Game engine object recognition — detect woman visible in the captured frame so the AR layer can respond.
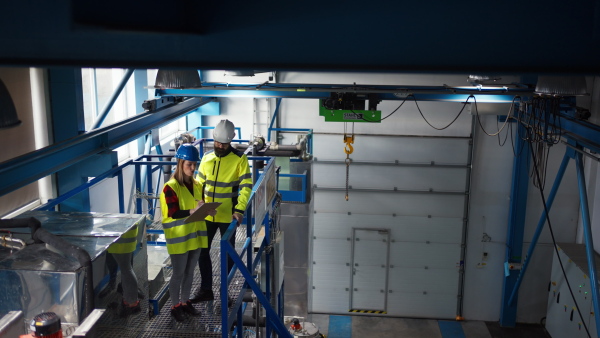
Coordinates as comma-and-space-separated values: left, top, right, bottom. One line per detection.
159, 143, 215, 321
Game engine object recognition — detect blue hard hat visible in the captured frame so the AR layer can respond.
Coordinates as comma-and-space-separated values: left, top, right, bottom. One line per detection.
175, 144, 200, 162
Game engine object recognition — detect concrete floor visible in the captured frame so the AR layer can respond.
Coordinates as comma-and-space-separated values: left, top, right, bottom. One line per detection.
307, 314, 551, 338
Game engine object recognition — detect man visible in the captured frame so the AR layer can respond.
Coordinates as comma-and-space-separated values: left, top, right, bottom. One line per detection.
191, 119, 252, 303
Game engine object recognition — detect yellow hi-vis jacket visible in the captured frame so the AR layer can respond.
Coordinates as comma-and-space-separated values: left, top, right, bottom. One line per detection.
159, 178, 208, 255
197, 148, 252, 223
108, 223, 139, 254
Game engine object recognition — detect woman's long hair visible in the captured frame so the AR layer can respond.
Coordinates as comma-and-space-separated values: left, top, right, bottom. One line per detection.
172, 158, 194, 186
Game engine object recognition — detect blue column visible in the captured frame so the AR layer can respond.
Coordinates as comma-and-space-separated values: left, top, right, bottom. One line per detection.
499, 122, 530, 327
508, 150, 571, 306
48, 68, 89, 212
575, 151, 600, 337
117, 171, 125, 213
268, 98, 282, 142
134, 69, 149, 156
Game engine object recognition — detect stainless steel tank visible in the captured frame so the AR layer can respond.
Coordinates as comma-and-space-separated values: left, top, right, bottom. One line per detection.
0, 211, 146, 326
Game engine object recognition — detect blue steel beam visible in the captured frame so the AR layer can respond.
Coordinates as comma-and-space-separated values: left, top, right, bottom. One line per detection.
516, 101, 600, 154
557, 114, 600, 154
169, 82, 533, 92
157, 86, 530, 103
507, 149, 571, 306
0, 97, 215, 198
499, 122, 530, 327
268, 98, 282, 142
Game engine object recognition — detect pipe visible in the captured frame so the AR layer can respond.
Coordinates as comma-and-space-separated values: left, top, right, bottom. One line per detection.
232, 144, 302, 157
233, 315, 266, 327
0, 217, 41, 241
0, 218, 94, 319
233, 142, 304, 152
0, 235, 25, 250
270, 144, 302, 151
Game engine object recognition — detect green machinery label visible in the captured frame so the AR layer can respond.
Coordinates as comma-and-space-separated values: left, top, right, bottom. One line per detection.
319, 99, 381, 123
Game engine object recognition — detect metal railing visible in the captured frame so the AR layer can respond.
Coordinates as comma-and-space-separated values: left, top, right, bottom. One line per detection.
33, 150, 298, 337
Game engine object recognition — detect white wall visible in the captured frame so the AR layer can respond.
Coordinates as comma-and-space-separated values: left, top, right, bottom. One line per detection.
0, 68, 40, 217
580, 76, 600, 251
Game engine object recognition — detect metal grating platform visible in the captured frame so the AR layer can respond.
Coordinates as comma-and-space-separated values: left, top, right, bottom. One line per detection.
94, 225, 253, 337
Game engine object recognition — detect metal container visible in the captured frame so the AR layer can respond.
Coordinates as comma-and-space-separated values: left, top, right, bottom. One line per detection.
0, 211, 146, 326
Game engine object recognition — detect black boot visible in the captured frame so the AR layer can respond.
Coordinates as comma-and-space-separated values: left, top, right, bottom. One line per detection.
182, 300, 201, 316
119, 300, 141, 317
170, 304, 186, 322
190, 289, 214, 303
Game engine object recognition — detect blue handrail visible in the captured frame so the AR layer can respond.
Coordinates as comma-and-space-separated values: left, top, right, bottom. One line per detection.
219, 158, 291, 338
32, 151, 293, 338
278, 172, 307, 203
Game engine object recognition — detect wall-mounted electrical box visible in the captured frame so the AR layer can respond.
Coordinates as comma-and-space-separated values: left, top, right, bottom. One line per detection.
546, 243, 600, 338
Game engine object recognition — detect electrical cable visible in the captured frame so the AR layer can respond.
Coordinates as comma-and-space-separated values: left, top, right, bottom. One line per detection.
349, 96, 409, 123
366, 96, 409, 122
527, 126, 591, 338
509, 101, 533, 158
412, 94, 472, 130
473, 95, 519, 137
532, 142, 546, 190
543, 143, 551, 188
496, 115, 510, 147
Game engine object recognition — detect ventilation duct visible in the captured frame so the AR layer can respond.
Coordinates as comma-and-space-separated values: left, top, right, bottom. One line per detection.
535, 76, 588, 96
0, 78, 20, 129
154, 69, 201, 89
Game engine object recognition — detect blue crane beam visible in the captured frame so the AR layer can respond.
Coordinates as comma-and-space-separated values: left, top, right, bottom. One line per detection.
157, 83, 532, 103
0, 97, 215, 197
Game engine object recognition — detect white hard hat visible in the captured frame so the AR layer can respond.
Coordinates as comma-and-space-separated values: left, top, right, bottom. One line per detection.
213, 119, 236, 143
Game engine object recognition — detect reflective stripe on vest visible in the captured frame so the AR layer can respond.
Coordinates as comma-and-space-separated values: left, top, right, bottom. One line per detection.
205, 179, 239, 188
165, 229, 208, 245
108, 225, 139, 254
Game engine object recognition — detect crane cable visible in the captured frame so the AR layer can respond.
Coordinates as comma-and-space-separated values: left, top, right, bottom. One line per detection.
344, 122, 354, 201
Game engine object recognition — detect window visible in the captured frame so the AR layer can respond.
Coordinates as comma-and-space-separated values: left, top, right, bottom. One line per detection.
82, 68, 189, 162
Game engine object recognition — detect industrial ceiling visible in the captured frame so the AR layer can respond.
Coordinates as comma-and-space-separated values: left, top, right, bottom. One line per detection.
0, 1, 598, 73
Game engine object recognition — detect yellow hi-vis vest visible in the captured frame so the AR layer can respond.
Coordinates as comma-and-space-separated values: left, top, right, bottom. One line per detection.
197, 148, 252, 223
108, 224, 139, 254
159, 178, 208, 255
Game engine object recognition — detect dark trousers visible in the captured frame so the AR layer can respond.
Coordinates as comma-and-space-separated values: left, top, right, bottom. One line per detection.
198, 220, 236, 290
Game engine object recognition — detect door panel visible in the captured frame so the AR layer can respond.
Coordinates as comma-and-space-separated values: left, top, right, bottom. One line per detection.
310, 132, 471, 318
351, 229, 389, 311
